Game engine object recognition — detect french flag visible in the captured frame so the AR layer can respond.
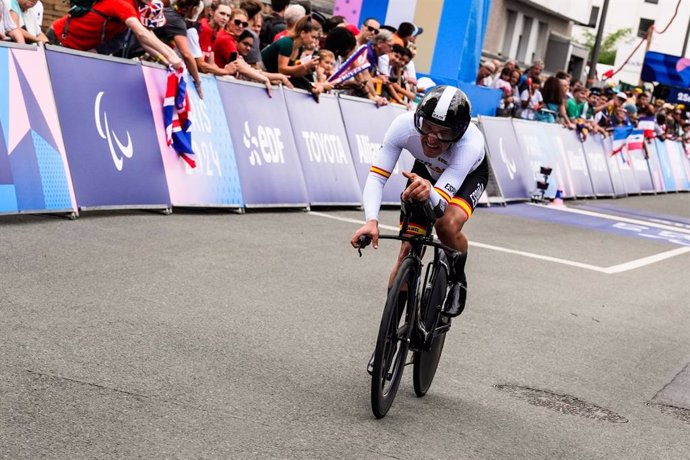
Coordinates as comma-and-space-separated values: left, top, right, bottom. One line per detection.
637, 116, 656, 139
627, 129, 644, 153
611, 126, 631, 165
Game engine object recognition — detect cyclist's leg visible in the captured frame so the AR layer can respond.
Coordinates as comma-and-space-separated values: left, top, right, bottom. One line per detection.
434, 155, 489, 317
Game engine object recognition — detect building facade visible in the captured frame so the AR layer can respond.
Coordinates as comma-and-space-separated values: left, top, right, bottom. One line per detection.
573, 0, 690, 86
484, 0, 593, 82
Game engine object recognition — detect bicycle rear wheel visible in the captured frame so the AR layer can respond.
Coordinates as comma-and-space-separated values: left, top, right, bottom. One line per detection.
371, 257, 417, 419
413, 257, 449, 397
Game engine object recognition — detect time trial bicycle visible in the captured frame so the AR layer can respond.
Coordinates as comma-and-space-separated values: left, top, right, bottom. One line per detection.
358, 201, 462, 418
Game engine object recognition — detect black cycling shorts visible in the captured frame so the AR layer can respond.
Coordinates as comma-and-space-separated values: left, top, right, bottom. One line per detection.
400, 155, 489, 236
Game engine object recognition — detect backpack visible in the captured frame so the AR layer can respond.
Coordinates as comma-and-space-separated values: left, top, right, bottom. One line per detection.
68, 0, 100, 18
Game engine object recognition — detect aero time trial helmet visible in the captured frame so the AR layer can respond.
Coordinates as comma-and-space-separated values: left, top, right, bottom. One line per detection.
414, 85, 472, 142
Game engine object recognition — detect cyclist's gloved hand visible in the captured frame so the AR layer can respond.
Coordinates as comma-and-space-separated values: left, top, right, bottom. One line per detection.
351, 220, 379, 250
401, 171, 432, 202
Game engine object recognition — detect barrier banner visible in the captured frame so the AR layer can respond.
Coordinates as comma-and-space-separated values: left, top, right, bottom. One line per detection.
143, 67, 243, 207
338, 96, 414, 204
628, 147, 654, 193
478, 116, 532, 200
664, 141, 690, 190
602, 135, 639, 195
216, 80, 308, 207
553, 128, 595, 197
46, 48, 170, 209
650, 140, 676, 192
512, 120, 565, 198
581, 134, 616, 197
0, 45, 76, 214
283, 90, 361, 205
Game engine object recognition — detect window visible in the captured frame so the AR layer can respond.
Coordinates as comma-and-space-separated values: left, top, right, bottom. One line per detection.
638, 18, 655, 38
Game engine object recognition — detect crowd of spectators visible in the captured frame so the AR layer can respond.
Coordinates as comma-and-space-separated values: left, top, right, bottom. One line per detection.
4, 0, 689, 145
476, 58, 690, 144
0, 0, 425, 106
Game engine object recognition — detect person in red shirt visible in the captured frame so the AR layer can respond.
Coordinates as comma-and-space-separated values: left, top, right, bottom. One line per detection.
198, 1, 231, 63
49, 0, 182, 70
212, 7, 247, 68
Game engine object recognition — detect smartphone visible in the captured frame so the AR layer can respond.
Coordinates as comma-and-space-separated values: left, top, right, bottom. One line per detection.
229, 52, 238, 62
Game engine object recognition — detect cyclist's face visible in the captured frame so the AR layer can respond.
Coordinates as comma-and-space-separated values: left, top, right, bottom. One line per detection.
418, 119, 455, 157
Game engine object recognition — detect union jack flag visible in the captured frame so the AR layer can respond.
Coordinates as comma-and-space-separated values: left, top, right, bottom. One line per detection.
164, 67, 195, 168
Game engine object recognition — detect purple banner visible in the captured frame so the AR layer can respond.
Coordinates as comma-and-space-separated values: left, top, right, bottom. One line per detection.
602, 135, 638, 195
338, 96, 414, 204
0, 45, 77, 214
143, 67, 244, 207
554, 128, 595, 197
479, 116, 532, 201
46, 49, 169, 209
512, 120, 564, 198
216, 80, 308, 207
283, 90, 361, 205
581, 134, 616, 197
664, 141, 690, 191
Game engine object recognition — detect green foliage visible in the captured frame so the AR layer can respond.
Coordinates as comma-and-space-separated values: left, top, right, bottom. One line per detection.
576, 27, 632, 65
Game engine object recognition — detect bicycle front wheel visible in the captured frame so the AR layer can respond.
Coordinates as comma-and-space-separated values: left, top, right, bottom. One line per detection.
413, 257, 449, 397
371, 257, 417, 419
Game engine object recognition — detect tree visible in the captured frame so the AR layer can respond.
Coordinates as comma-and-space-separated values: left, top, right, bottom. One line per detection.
577, 27, 632, 65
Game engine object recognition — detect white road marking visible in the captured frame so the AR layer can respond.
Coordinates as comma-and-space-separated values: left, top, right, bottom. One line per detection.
526, 203, 690, 235
309, 211, 690, 274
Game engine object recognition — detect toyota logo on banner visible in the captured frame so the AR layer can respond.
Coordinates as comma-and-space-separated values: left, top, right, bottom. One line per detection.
94, 91, 134, 171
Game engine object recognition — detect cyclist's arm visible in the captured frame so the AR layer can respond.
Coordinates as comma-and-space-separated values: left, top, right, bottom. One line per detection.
361, 119, 407, 222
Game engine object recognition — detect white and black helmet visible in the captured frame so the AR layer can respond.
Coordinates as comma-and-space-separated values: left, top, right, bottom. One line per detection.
414, 85, 472, 142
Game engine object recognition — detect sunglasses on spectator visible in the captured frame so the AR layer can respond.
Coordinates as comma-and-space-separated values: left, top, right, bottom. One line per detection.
233, 19, 249, 28
366, 25, 380, 34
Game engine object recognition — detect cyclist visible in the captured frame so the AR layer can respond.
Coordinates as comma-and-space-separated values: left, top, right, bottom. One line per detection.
351, 85, 488, 323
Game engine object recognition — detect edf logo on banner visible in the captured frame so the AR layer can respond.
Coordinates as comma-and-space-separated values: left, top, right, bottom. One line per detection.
242, 121, 285, 166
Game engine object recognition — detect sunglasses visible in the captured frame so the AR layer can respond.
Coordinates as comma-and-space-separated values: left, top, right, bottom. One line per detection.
233, 19, 249, 28
366, 25, 380, 35
415, 119, 460, 142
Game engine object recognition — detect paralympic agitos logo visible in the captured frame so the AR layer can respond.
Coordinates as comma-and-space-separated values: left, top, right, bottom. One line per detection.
94, 91, 134, 171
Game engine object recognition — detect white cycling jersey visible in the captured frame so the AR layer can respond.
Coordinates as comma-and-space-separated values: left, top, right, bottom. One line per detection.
363, 111, 485, 222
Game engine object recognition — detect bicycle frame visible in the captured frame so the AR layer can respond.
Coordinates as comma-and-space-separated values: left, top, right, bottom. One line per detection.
377, 203, 458, 350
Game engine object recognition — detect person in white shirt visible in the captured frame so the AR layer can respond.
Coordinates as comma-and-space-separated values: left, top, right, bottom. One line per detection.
8, 0, 47, 43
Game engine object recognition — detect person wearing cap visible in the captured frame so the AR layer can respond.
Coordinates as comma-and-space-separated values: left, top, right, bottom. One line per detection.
475, 61, 495, 86
391, 21, 421, 47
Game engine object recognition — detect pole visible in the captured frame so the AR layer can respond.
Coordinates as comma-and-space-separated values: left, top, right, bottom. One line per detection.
587, 0, 610, 88
680, 12, 690, 57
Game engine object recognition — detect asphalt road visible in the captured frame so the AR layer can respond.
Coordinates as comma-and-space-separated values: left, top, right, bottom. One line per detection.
1, 194, 689, 459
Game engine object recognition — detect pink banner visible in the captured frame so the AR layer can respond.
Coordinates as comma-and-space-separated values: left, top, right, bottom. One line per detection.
333, 0, 364, 25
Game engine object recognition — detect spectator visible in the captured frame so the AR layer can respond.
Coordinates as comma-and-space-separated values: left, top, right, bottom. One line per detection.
475, 61, 495, 86
492, 66, 514, 117
198, 1, 231, 63
518, 59, 544, 93
260, 15, 318, 90
365, 28, 392, 77
226, 28, 291, 95
534, 76, 562, 124
1, 0, 23, 43
259, 0, 288, 48
355, 17, 379, 47
315, 48, 334, 83
566, 86, 588, 119
271, 3, 304, 42
391, 21, 421, 47
509, 68, 522, 116
48, 0, 183, 70
239, 0, 263, 65
322, 14, 345, 35
213, 8, 247, 68
520, 77, 542, 120
9, 0, 47, 43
